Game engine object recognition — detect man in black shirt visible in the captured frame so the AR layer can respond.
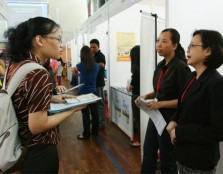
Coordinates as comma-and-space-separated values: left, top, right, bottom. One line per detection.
90, 39, 106, 129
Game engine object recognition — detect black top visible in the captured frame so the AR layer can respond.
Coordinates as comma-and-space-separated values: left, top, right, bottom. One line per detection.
130, 46, 140, 96
171, 69, 223, 170
130, 69, 140, 96
94, 50, 106, 87
153, 56, 191, 122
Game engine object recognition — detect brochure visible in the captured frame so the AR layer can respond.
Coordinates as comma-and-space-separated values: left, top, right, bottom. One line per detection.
57, 83, 85, 94
48, 93, 101, 114
138, 98, 167, 135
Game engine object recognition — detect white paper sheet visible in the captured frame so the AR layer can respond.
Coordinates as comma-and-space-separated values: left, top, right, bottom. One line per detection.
57, 83, 85, 94
138, 98, 166, 135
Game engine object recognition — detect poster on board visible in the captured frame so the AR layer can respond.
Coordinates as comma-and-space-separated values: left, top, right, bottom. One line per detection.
116, 32, 135, 62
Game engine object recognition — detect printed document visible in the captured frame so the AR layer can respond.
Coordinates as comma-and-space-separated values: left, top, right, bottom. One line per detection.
49, 93, 101, 114
57, 83, 85, 94
139, 98, 166, 135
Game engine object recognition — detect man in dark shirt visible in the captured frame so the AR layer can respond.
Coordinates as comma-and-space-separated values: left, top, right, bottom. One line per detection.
90, 39, 106, 129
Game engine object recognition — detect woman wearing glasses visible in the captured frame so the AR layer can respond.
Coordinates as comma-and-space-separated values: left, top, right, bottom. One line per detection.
167, 30, 223, 173
4, 17, 84, 173
135, 28, 191, 174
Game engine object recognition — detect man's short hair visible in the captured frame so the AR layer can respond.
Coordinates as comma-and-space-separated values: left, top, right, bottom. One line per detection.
90, 39, 100, 47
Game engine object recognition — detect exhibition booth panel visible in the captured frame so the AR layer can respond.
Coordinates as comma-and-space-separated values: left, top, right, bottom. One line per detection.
73, 0, 166, 143
111, 87, 133, 140
109, 0, 165, 142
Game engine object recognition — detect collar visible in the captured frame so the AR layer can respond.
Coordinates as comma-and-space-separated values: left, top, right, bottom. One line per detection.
29, 52, 42, 65
159, 56, 178, 69
195, 68, 216, 83
94, 50, 101, 57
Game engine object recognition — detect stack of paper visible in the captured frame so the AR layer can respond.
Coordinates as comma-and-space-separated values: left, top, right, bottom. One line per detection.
48, 93, 101, 114
138, 98, 166, 135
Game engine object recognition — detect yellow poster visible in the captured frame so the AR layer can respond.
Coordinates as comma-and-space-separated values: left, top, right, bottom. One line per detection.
116, 32, 135, 62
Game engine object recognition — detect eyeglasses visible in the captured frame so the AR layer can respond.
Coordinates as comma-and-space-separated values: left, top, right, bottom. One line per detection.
188, 44, 204, 50
42, 35, 62, 44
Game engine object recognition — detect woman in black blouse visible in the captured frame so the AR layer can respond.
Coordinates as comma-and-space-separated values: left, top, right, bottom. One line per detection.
167, 30, 223, 174
135, 28, 190, 174
126, 45, 141, 146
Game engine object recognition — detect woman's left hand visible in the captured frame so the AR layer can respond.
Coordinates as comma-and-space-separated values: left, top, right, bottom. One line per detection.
148, 101, 162, 110
126, 84, 133, 92
56, 85, 67, 93
170, 128, 176, 145
51, 94, 76, 103
167, 121, 178, 134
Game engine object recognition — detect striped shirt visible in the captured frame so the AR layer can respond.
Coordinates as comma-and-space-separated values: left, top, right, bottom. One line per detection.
153, 56, 191, 122
6, 55, 59, 147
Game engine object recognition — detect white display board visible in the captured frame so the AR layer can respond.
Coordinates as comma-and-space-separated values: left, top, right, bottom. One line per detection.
109, 4, 143, 87
167, 0, 223, 75
111, 87, 133, 140
140, 12, 165, 157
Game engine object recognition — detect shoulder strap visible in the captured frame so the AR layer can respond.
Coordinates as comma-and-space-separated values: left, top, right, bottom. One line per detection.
6, 62, 46, 97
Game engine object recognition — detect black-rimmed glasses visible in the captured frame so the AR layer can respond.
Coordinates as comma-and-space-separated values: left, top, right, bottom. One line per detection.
188, 44, 204, 50
42, 36, 62, 44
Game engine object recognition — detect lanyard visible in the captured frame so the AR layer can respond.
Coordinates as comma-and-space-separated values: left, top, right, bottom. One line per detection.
156, 68, 169, 95
180, 75, 196, 103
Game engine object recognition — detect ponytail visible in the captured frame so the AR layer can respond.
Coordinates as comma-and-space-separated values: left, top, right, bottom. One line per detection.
4, 17, 59, 62
175, 43, 187, 63
161, 28, 187, 64
5, 21, 31, 62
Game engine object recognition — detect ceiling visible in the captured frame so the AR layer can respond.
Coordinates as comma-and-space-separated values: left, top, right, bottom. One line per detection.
7, 0, 88, 44
6, 0, 165, 44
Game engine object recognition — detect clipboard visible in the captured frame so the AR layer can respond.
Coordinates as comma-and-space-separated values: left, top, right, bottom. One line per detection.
49, 93, 101, 113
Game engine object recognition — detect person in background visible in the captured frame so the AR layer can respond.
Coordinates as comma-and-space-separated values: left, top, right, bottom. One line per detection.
4, 16, 85, 173
90, 39, 106, 129
73, 45, 99, 139
126, 45, 141, 147
135, 28, 191, 174
62, 63, 67, 79
51, 58, 58, 85
57, 57, 64, 85
44, 58, 66, 95
167, 29, 223, 174
0, 58, 5, 88
71, 66, 79, 86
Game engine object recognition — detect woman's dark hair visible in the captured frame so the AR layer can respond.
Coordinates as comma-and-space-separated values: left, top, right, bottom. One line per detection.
193, 30, 223, 69
130, 45, 140, 73
80, 45, 95, 72
162, 28, 187, 63
43, 58, 50, 71
4, 16, 60, 62
43, 59, 57, 95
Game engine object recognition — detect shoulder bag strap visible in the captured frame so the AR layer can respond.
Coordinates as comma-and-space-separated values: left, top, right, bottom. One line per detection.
6, 62, 46, 97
